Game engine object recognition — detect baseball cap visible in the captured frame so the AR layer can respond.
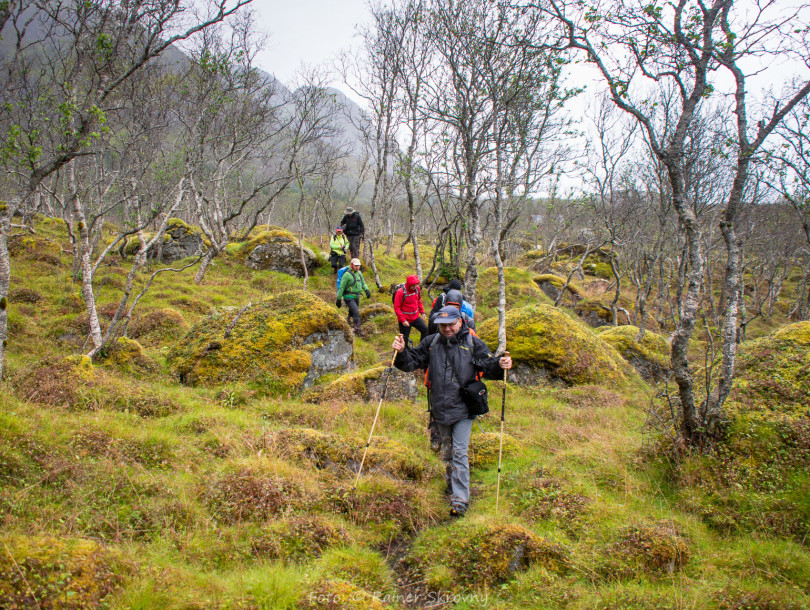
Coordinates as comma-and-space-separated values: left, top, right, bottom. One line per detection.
435, 306, 461, 323
336, 226, 343, 231
350, 258, 361, 266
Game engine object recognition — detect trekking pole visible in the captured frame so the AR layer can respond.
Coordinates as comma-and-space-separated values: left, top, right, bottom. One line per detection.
495, 351, 510, 514
354, 339, 400, 490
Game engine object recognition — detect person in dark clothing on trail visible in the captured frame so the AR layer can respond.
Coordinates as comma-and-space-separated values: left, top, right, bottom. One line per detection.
392, 306, 512, 517
340, 207, 365, 259
393, 274, 427, 346
336, 257, 371, 338
428, 279, 475, 334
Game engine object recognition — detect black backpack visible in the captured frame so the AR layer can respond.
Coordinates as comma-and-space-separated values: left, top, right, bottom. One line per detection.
391, 283, 420, 306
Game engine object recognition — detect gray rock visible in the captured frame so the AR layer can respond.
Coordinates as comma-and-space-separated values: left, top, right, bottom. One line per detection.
245, 237, 319, 277
505, 363, 567, 387
302, 330, 353, 388
366, 368, 419, 402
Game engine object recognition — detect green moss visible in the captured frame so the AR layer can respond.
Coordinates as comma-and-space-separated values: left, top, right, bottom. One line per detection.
167, 290, 351, 388
469, 431, 519, 468
600, 522, 692, 578
302, 366, 385, 403
102, 337, 155, 375
273, 427, 429, 480
301, 580, 388, 610
408, 522, 569, 590
599, 325, 670, 379
478, 304, 629, 385
228, 228, 297, 260
534, 273, 582, 296
476, 266, 552, 319
726, 320, 810, 419
0, 535, 132, 607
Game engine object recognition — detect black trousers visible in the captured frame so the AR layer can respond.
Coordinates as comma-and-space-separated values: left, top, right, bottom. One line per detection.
347, 234, 362, 259
398, 316, 428, 346
330, 251, 346, 270
344, 297, 361, 327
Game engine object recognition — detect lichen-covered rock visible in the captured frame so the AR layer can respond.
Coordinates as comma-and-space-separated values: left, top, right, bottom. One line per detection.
478, 304, 629, 385
533, 273, 582, 306
574, 298, 630, 327
167, 290, 352, 388
160, 218, 207, 262
303, 366, 417, 404
0, 535, 131, 608
234, 229, 322, 277
476, 266, 551, 319
726, 321, 810, 419
598, 325, 671, 381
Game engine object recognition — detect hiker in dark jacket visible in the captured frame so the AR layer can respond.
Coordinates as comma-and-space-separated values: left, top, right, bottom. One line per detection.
337, 257, 371, 337
340, 207, 365, 259
392, 306, 512, 517
427, 279, 463, 334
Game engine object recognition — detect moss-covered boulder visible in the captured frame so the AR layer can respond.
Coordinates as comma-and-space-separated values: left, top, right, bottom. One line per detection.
130, 307, 188, 346
407, 522, 569, 590
160, 218, 207, 262
167, 290, 352, 388
598, 325, 671, 382
0, 535, 132, 608
303, 365, 417, 404
478, 304, 629, 385
574, 297, 631, 327
534, 273, 582, 307
476, 266, 551, 319
101, 337, 156, 375
726, 321, 810, 419
231, 229, 321, 277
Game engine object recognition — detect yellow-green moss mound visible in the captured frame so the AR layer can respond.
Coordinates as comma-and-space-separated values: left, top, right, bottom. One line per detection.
102, 337, 156, 375
476, 266, 551, 319
272, 428, 430, 480
726, 321, 810, 419
598, 325, 670, 381
130, 307, 188, 346
167, 290, 352, 388
408, 522, 569, 590
478, 305, 628, 385
301, 579, 389, 610
0, 535, 132, 608
469, 431, 519, 468
302, 366, 416, 404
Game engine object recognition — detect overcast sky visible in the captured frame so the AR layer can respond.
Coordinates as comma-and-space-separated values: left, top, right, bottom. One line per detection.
251, 0, 372, 99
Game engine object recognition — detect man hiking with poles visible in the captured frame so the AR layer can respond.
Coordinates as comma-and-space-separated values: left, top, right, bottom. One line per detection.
391, 306, 512, 517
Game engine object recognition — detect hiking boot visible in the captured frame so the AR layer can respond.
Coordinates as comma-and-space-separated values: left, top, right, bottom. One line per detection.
430, 438, 442, 453
449, 502, 467, 518
353, 324, 364, 338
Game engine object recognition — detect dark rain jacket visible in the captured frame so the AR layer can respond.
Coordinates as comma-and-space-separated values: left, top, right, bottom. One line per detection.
394, 324, 503, 425
340, 212, 365, 236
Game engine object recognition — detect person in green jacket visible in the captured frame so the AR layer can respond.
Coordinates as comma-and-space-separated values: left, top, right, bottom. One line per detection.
336, 257, 371, 337
329, 227, 349, 274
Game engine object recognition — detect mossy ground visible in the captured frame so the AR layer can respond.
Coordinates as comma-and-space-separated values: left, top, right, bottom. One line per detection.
0, 218, 808, 608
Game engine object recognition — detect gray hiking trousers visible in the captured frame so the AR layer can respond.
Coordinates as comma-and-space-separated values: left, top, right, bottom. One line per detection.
437, 418, 473, 506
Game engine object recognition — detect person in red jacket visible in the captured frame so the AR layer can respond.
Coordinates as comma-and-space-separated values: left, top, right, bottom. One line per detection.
393, 274, 427, 346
